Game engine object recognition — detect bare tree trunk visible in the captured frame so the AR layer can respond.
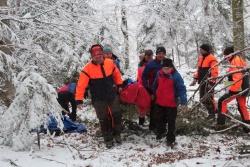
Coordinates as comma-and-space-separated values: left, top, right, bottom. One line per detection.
232, 0, 245, 54
171, 48, 174, 62
203, 0, 213, 45
0, 53, 15, 107
184, 43, 190, 67
175, 36, 181, 67
121, 0, 129, 69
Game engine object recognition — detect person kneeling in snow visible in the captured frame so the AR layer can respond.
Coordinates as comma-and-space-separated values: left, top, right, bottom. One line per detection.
152, 59, 187, 147
75, 44, 123, 149
57, 72, 79, 121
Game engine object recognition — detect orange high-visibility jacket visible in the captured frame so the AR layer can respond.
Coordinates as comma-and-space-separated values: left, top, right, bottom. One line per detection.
228, 55, 248, 92
193, 54, 218, 83
75, 58, 123, 102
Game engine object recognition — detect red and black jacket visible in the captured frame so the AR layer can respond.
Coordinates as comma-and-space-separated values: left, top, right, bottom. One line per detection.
75, 58, 123, 103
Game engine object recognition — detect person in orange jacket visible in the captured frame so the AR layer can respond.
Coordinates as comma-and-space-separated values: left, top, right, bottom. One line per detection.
216, 46, 250, 132
75, 44, 123, 148
190, 44, 219, 119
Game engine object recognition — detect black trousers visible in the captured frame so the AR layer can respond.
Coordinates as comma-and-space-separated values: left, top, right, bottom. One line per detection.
155, 104, 177, 143
149, 102, 157, 130
57, 92, 77, 120
92, 96, 122, 142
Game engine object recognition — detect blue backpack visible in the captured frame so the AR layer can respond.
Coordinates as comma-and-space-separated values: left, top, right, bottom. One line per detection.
68, 83, 76, 94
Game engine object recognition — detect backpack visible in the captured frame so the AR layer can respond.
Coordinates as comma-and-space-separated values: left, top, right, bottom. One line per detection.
68, 83, 76, 94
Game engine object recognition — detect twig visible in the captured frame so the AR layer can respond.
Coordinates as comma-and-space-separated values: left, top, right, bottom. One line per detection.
190, 75, 249, 112
62, 136, 77, 160
34, 155, 67, 166
208, 68, 250, 81
188, 47, 250, 103
9, 159, 21, 167
223, 112, 250, 129
222, 160, 233, 167
210, 124, 240, 134
213, 73, 248, 94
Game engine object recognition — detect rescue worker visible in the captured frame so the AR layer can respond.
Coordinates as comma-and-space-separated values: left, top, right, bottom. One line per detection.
75, 44, 123, 148
103, 44, 122, 73
137, 49, 153, 126
142, 46, 171, 130
216, 46, 250, 132
190, 44, 219, 119
153, 58, 187, 146
137, 49, 153, 85
57, 72, 79, 121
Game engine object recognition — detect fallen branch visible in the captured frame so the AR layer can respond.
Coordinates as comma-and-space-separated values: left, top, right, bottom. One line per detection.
34, 155, 66, 166
8, 159, 21, 167
223, 112, 250, 129
210, 124, 240, 134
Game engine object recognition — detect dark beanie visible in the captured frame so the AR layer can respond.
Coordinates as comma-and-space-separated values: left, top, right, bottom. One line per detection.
223, 46, 234, 56
162, 58, 174, 68
144, 49, 153, 56
156, 46, 166, 55
200, 44, 212, 53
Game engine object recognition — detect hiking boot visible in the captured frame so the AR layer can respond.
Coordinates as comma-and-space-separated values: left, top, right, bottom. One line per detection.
243, 127, 250, 133
105, 140, 114, 149
166, 141, 176, 148
139, 117, 145, 126
114, 135, 122, 144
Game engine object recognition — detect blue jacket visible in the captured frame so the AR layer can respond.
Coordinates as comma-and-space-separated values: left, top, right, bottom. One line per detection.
142, 59, 163, 93
153, 70, 187, 105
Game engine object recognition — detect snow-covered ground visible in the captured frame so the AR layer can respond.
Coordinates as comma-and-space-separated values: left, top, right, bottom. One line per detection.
1, 64, 250, 167
1, 104, 250, 167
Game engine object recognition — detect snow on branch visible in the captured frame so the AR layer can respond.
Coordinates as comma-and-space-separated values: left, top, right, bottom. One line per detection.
0, 69, 62, 151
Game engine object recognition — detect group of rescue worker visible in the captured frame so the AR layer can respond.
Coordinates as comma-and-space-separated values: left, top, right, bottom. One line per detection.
57, 43, 250, 149
190, 44, 250, 133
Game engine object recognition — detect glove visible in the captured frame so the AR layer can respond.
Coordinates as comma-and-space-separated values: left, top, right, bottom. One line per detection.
190, 79, 197, 86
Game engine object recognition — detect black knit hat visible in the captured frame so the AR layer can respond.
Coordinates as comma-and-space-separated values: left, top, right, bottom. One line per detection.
162, 58, 174, 68
223, 46, 234, 56
200, 44, 212, 53
156, 46, 166, 55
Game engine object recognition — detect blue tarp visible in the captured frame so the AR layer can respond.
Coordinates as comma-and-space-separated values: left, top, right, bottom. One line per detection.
42, 115, 87, 134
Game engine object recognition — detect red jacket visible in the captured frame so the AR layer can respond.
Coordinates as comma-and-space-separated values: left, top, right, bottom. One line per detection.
137, 65, 145, 85
120, 82, 151, 114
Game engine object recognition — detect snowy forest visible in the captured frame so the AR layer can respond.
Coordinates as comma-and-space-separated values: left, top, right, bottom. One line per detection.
0, 0, 250, 166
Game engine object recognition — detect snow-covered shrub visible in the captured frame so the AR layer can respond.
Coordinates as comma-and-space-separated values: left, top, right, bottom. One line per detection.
0, 69, 62, 150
